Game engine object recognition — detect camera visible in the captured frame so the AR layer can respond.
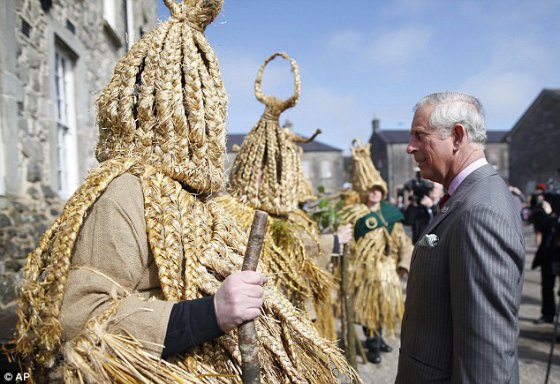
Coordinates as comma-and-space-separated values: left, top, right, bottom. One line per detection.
543, 192, 560, 216
404, 168, 434, 201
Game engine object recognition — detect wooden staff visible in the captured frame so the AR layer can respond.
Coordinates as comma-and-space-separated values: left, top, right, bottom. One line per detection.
239, 210, 268, 384
341, 244, 357, 371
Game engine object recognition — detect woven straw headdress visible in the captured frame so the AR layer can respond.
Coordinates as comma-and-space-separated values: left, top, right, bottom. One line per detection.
351, 139, 388, 200
96, 0, 227, 193
228, 52, 301, 215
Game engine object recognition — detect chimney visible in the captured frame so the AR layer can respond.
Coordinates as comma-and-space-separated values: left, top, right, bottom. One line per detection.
371, 117, 380, 134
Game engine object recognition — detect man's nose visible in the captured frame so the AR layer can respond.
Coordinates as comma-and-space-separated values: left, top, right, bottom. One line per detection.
406, 141, 415, 154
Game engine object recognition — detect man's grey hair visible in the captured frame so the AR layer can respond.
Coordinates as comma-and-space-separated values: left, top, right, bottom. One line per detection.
414, 92, 486, 149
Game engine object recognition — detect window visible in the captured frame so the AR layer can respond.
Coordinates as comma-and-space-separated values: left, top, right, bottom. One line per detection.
54, 44, 78, 197
103, 0, 126, 48
302, 160, 312, 178
103, 0, 117, 31
320, 160, 332, 179
124, 0, 135, 49
0, 134, 5, 195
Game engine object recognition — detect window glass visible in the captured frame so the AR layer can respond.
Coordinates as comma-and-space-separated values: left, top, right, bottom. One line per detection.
54, 45, 78, 197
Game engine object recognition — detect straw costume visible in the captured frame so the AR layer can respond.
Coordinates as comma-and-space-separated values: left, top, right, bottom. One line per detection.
283, 126, 320, 206
283, 127, 338, 341
12, 2, 359, 382
217, 53, 336, 340
340, 141, 412, 337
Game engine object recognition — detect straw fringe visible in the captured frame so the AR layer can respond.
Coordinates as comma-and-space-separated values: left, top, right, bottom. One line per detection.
16, 158, 138, 370
15, 160, 359, 383
339, 201, 405, 333
215, 195, 337, 340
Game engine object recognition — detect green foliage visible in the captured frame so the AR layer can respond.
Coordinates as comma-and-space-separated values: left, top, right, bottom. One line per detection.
269, 219, 297, 249
305, 186, 345, 233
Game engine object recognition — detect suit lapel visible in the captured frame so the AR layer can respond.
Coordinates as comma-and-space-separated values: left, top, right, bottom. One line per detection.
411, 164, 497, 265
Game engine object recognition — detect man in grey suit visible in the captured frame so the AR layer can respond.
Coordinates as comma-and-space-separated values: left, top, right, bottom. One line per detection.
396, 92, 525, 383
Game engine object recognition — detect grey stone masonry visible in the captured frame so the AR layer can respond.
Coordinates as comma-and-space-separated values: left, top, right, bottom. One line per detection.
0, 0, 156, 309
507, 89, 560, 194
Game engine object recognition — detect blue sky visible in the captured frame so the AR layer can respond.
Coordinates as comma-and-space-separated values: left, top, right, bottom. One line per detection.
157, 0, 560, 152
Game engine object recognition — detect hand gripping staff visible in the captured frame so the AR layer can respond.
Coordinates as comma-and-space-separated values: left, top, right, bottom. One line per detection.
239, 210, 268, 384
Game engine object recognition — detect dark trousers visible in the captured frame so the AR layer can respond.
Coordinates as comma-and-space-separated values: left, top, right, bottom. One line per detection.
541, 260, 560, 319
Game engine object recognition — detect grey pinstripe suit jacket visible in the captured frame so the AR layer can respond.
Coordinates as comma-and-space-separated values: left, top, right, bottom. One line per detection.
396, 164, 525, 384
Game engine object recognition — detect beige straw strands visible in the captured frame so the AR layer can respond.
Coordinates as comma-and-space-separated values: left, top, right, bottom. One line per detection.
228, 52, 301, 216
221, 53, 337, 341
338, 141, 404, 334
96, 0, 228, 194
349, 140, 388, 201
12, 1, 359, 383
282, 127, 321, 204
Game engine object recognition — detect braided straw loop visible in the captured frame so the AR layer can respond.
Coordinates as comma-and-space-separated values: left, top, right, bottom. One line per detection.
254, 52, 300, 116
96, 0, 227, 194
229, 53, 302, 215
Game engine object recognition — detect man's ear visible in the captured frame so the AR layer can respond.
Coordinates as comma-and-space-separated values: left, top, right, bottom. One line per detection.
452, 124, 467, 151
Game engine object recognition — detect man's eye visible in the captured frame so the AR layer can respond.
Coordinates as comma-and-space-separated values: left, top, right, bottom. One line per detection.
414, 132, 424, 140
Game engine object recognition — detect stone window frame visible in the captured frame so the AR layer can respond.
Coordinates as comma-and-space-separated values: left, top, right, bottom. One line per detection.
103, 0, 124, 49
103, 0, 118, 32
108, 0, 143, 51
124, 0, 136, 50
301, 159, 312, 179
53, 42, 78, 198
0, 1, 22, 197
47, 23, 86, 200
0, 103, 5, 195
320, 159, 332, 179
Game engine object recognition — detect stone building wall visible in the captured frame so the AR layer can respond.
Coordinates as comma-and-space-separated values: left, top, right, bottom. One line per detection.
387, 143, 416, 200
508, 90, 560, 194
370, 129, 389, 189
302, 151, 345, 193
485, 142, 509, 181
0, 0, 156, 309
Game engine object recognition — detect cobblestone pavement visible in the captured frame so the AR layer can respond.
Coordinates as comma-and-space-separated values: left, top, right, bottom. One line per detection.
353, 225, 560, 384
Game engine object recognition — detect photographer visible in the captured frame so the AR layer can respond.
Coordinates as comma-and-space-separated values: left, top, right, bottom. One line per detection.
404, 170, 443, 243
530, 183, 548, 247
532, 190, 560, 324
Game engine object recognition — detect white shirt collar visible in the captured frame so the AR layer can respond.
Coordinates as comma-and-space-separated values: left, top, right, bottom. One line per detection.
448, 158, 488, 196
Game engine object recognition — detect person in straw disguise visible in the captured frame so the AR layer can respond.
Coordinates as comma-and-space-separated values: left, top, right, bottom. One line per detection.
278, 124, 354, 339
339, 140, 412, 365
396, 92, 524, 383
282, 124, 353, 278
217, 52, 352, 341
11, 1, 359, 383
